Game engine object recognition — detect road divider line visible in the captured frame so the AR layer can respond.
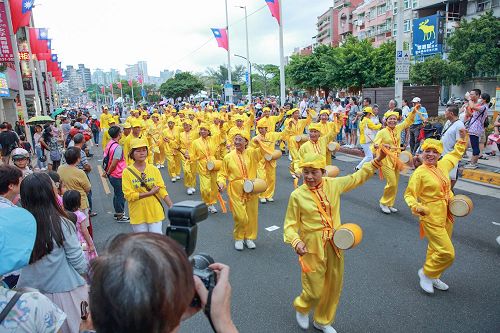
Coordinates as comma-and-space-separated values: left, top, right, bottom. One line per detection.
97, 165, 111, 195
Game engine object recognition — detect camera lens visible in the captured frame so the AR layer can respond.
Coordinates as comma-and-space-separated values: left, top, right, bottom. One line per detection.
191, 253, 215, 270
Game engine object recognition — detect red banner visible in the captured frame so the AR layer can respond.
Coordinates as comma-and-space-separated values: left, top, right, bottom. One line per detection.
0, 3, 14, 62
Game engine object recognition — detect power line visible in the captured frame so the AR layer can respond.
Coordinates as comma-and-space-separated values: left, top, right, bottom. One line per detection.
168, 5, 267, 70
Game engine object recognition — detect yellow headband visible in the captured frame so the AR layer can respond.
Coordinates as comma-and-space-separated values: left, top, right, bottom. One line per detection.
257, 118, 269, 128
363, 107, 374, 115
384, 111, 399, 119
299, 153, 326, 169
308, 123, 322, 132
234, 130, 250, 141
421, 139, 443, 154
320, 109, 330, 115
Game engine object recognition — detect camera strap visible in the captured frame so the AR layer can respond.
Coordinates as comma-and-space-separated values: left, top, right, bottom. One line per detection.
204, 287, 217, 332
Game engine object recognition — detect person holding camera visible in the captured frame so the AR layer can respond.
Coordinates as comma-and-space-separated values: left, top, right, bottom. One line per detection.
122, 138, 173, 233
283, 151, 387, 333
217, 131, 266, 251
81, 233, 238, 333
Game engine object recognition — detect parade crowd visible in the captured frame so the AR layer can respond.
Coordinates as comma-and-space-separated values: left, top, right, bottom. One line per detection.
0, 90, 498, 333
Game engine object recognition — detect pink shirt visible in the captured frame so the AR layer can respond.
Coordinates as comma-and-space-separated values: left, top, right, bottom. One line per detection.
104, 139, 126, 178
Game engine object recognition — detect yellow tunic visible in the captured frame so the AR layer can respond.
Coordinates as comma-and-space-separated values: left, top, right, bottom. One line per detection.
404, 139, 466, 279
122, 164, 168, 224
148, 122, 164, 165
284, 161, 378, 325
298, 127, 338, 170
162, 127, 181, 178
191, 135, 225, 205
284, 114, 312, 174
359, 117, 382, 144
217, 145, 265, 240
177, 130, 199, 188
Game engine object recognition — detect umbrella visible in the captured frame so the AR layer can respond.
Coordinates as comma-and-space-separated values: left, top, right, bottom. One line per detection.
50, 108, 65, 118
26, 115, 54, 125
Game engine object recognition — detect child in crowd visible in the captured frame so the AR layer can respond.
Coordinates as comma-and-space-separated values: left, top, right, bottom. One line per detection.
63, 190, 97, 261
47, 171, 64, 207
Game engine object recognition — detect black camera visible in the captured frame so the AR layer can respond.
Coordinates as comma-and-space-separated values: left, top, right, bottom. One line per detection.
166, 201, 216, 307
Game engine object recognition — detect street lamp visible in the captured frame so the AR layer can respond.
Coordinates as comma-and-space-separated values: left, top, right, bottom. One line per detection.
235, 5, 252, 102
234, 54, 252, 101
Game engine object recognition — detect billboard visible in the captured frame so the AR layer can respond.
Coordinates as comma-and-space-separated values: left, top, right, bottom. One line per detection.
412, 14, 444, 57
0, 72, 9, 97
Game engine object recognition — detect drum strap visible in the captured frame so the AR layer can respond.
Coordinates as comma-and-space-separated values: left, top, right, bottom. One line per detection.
308, 186, 341, 258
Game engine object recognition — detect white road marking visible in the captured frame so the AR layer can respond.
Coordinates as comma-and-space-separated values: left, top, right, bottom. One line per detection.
266, 225, 280, 232
491, 222, 500, 226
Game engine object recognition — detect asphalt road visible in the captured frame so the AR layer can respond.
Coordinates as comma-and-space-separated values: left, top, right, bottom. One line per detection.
86, 147, 500, 333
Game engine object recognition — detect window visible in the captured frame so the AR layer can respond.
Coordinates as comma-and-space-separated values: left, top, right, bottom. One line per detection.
377, 4, 387, 15
412, 0, 418, 8
393, 1, 398, 14
404, 19, 411, 32
393, 22, 397, 36
404, 0, 411, 9
370, 8, 376, 19
476, 0, 491, 12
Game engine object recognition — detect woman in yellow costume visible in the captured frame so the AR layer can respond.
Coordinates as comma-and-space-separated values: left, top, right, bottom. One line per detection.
298, 122, 339, 175
284, 151, 386, 333
162, 118, 181, 182
355, 106, 381, 171
372, 107, 417, 214
148, 113, 165, 168
217, 131, 266, 251
250, 118, 284, 204
260, 106, 285, 132
404, 129, 467, 294
284, 108, 312, 177
191, 122, 225, 214
177, 119, 198, 195
316, 110, 343, 165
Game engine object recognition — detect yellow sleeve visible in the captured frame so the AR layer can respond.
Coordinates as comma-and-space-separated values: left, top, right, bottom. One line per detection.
270, 131, 284, 142
404, 171, 422, 210
122, 169, 140, 202
373, 130, 384, 145
336, 159, 379, 193
217, 155, 229, 186
367, 119, 382, 130
283, 190, 303, 248
437, 140, 467, 174
154, 167, 168, 199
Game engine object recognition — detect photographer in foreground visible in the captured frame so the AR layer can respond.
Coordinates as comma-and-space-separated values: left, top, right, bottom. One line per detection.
84, 233, 238, 333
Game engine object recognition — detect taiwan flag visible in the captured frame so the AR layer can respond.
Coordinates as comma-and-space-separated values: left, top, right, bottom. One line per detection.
10, 0, 35, 34
265, 0, 280, 25
51, 54, 58, 62
101, 86, 105, 94
128, 80, 133, 87
211, 28, 228, 51
117, 82, 122, 89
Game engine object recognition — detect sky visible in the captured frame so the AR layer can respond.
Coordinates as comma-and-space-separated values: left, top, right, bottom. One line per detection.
33, 0, 333, 76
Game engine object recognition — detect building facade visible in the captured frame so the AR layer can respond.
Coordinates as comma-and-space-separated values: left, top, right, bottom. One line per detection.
77, 64, 91, 89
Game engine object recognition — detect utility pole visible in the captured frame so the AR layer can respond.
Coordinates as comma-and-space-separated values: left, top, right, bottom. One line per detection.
237, 6, 252, 103
278, 0, 286, 106
394, 0, 404, 106
224, 0, 233, 103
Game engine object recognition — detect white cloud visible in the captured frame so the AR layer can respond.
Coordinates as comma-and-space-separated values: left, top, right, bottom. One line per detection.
33, 0, 330, 76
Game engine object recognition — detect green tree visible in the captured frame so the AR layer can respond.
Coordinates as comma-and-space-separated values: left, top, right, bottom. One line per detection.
159, 72, 204, 98
206, 65, 246, 85
410, 56, 466, 85
369, 41, 396, 87
253, 64, 280, 96
447, 11, 500, 80
335, 37, 374, 92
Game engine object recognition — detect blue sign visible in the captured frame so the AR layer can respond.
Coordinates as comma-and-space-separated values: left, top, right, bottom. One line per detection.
412, 14, 443, 57
141, 88, 146, 97
0, 73, 9, 97
245, 71, 249, 85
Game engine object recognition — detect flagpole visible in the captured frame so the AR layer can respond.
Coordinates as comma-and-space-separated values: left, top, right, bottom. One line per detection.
34, 58, 48, 115
131, 81, 136, 109
120, 84, 124, 114
278, 0, 286, 106
24, 27, 43, 116
4, 0, 32, 148
224, 0, 233, 104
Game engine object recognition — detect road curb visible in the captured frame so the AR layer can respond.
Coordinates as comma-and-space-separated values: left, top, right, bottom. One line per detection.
461, 168, 500, 186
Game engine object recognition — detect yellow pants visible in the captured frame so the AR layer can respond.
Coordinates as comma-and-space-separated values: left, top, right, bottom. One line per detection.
153, 144, 165, 165
294, 244, 344, 326
422, 218, 454, 279
182, 158, 197, 188
288, 140, 301, 175
199, 171, 218, 205
257, 161, 276, 199
228, 182, 258, 240
101, 129, 110, 148
380, 165, 400, 207
165, 153, 178, 178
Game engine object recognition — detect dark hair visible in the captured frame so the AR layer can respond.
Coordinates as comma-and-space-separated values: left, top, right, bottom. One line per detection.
20, 173, 70, 263
19, 134, 26, 141
471, 88, 481, 96
0, 165, 23, 195
363, 97, 372, 105
63, 190, 81, 212
73, 133, 85, 144
394, 108, 402, 117
334, 98, 341, 103
129, 146, 148, 161
480, 93, 490, 104
0, 123, 5, 130
64, 147, 81, 165
108, 126, 121, 139
89, 233, 194, 333
47, 171, 62, 193
446, 105, 459, 116
351, 97, 358, 104
403, 99, 409, 105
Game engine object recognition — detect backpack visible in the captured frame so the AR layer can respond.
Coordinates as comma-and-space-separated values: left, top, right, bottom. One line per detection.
91, 121, 99, 132
102, 141, 119, 172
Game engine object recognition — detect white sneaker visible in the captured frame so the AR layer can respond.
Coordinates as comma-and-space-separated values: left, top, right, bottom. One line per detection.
234, 240, 244, 251
288, 155, 292, 161
171, 177, 176, 182
418, 268, 434, 294
380, 203, 391, 214
496, 236, 500, 246
190, 187, 196, 193
160, 164, 165, 168
244, 239, 256, 249
208, 205, 218, 214
260, 198, 267, 204
176, 176, 181, 180
389, 206, 398, 213
295, 311, 309, 330
313, 321, 337, 333
463, 163, 478, 169
267, 197, 274, 202
187, 188, 193, 195
432, 278, 449, 291
156, 164, 161, 169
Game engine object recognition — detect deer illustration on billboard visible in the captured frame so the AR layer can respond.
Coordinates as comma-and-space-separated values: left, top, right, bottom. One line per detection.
418, 19, 436, 41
